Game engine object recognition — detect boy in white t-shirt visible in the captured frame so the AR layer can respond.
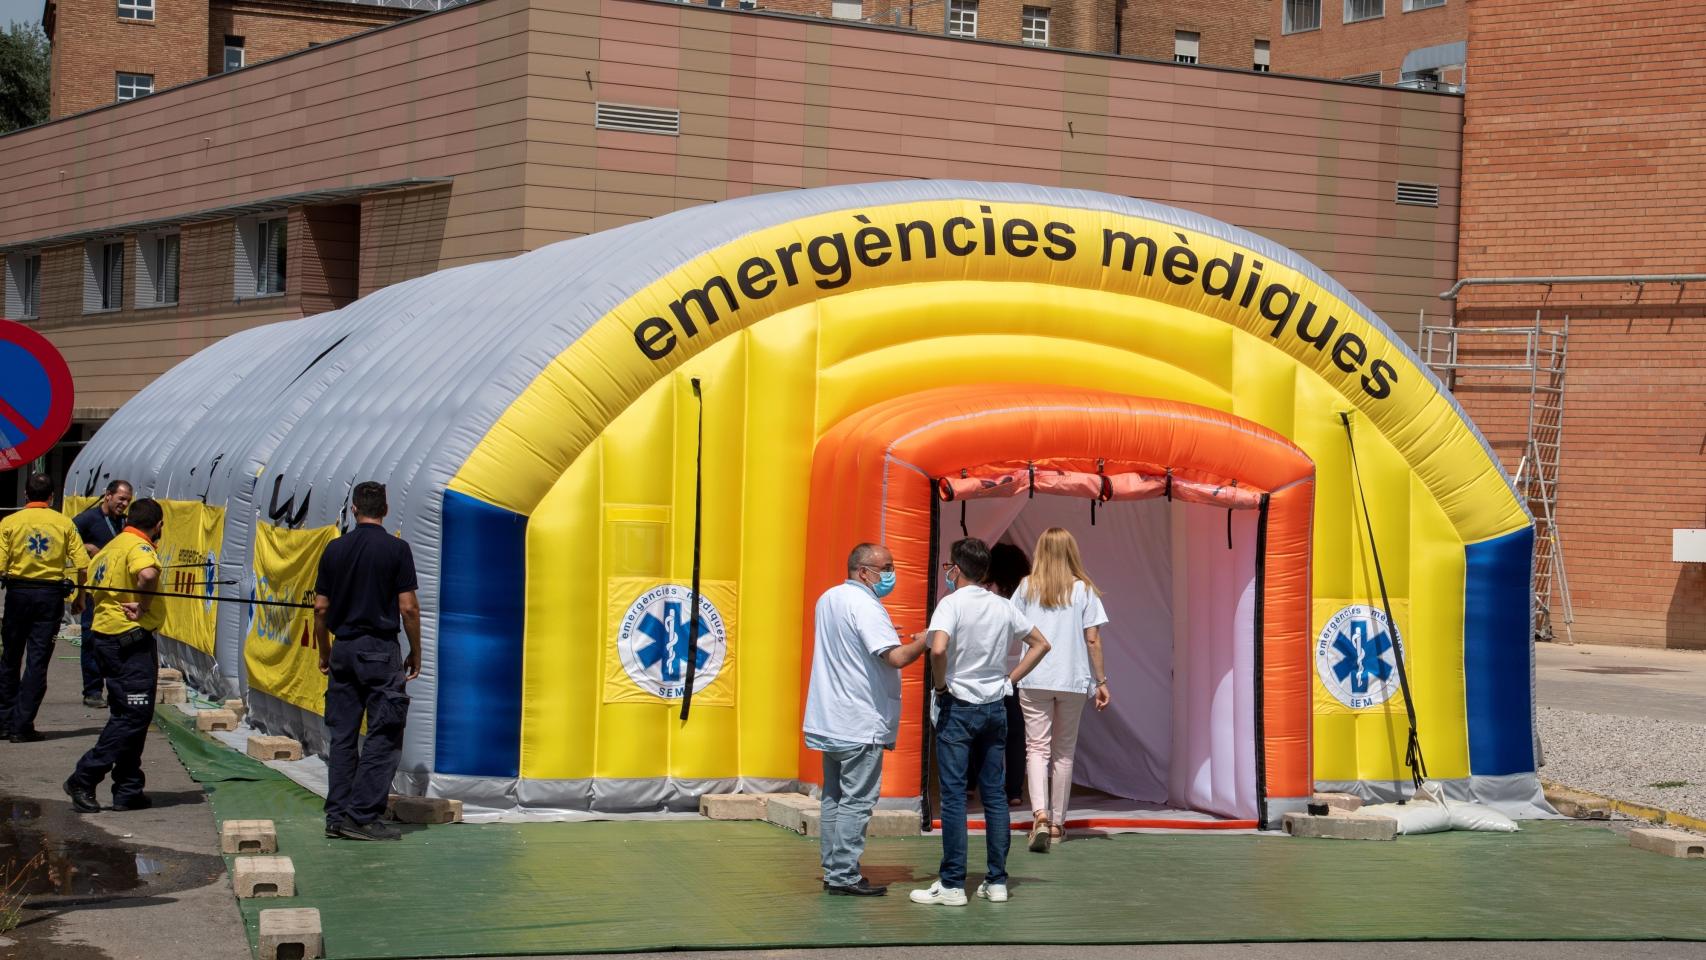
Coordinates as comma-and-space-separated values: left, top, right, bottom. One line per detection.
910, 538, 1050, 907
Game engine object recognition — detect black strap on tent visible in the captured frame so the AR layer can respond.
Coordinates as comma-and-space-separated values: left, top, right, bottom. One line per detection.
1226, 507, 1234, 549
680, 378, 706, 723
1090, 458, 1104, 526
958, 469, 968, 537
1027, 462, 1035, 499
1163, 468, 1173, 501
1339, 411, 1428, 791
1, 574, 313, 609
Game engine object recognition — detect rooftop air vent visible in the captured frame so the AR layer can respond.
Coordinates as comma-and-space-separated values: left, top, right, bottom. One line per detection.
1341, 72, 1382, 85
595, 103, 681, 136
1395, 181, 1441, 207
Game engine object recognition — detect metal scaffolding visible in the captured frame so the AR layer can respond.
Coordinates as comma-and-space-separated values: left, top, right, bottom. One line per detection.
1422, 311, 1575, 643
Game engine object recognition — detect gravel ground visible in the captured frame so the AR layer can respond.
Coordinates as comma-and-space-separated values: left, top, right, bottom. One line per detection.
1538, 706, 1706, 820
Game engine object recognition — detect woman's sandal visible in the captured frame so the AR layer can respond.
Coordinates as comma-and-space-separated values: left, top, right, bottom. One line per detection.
1027, 816, 1050, 853
1049, 821, 1066, 845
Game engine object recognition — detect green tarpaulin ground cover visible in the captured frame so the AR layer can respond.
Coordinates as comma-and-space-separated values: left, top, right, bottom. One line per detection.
158, 708, 1706, 959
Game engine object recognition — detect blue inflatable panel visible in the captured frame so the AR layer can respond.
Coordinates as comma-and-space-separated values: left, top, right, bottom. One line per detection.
435, 489, 528, 777
1464, 525, 1536, 777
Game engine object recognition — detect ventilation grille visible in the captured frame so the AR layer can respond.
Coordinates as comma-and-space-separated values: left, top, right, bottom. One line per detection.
595, 102, 681, 136
1395, 181, 1441, 207
1341, 72, 1382, 85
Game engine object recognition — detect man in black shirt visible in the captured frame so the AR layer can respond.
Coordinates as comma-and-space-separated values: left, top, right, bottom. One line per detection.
72, 480, 132, 708
313, 481, 421, 841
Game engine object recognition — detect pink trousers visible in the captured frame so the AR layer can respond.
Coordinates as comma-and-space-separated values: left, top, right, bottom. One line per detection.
1018, 687, 1087, 822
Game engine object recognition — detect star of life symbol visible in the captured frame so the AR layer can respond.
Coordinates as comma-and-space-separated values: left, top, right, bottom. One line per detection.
25, 531, 50, 558
1315, 604, 1403, 710
616, 584, 726, 699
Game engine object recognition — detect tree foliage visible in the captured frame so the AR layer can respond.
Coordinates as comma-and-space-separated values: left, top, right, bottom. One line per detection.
0, 20, 50, 134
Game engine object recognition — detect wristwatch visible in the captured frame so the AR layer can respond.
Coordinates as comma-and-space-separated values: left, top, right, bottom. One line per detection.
1095, 678, 1108, 686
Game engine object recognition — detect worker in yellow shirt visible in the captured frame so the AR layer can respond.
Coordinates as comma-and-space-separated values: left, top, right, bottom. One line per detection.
0, 473, 89, 743
65, 498, 165, 813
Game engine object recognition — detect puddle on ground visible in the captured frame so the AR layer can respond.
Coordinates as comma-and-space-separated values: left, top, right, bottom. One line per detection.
0, 798, 167, 896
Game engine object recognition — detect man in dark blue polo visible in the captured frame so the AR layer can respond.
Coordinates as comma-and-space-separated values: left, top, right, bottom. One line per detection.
313, 481, 420, 842
73, 480, 132, 708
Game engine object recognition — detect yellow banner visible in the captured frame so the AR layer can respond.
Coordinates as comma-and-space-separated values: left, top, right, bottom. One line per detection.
156, 499, 227, 656
244, 522, 338, 716
603, 578, 737, 706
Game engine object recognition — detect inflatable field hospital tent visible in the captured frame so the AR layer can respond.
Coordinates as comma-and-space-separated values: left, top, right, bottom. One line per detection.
67, 181, 1544, 827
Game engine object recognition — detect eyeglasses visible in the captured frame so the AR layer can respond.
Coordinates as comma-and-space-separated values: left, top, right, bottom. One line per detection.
941, 562, 957, 571
859, 563, 896, 574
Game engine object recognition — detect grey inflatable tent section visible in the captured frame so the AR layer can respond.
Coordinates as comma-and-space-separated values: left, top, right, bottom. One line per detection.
68, 180, 1520, 814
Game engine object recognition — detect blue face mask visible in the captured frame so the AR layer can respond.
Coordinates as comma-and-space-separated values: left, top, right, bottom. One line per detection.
873, 570, 897, 598
943, 568, 957, 593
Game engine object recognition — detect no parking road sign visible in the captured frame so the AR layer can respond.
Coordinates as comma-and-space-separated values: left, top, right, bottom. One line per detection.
0, 318, 74, 471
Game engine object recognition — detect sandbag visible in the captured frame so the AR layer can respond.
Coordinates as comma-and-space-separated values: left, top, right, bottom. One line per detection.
1362, 802, 1452, 835
1447, 802, 1520, 833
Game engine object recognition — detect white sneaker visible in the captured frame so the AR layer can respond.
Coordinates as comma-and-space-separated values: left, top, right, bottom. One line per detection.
909, 881, 968, 906
976, 880, 1009, 902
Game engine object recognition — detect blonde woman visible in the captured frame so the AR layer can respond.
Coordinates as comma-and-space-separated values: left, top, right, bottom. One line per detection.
1011, 527, 1110, 851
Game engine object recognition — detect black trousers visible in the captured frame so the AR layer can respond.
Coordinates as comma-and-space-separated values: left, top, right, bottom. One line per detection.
1, 585, 65, 736
79, 603, 104, 698
324, 634, 410, 826
70, 628, 158, 803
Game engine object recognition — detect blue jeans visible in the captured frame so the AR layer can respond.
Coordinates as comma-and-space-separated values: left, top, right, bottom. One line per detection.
816, 738, 885, 886
935, 696, 1009, 889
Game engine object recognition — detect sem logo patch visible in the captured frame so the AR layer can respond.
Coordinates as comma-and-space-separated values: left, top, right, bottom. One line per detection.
1315, 604, 1403, 710
25, 531, 50, 558
616, 584, 726, 699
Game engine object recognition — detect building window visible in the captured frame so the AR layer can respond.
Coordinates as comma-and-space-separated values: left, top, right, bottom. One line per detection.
84, 240, 124, 313
1344, 0, 1382, 22
1283, 0, 1320, 32
237, 217, 287, 297
1173, 30, 1199, 65
115, 72, 153, 101
1253, 39, 1270, 72
224, 36, 245, 72
138, 233, 179, 307
946, 0, 975, 37
831, 0, 860, 17
117, 0, 153, 20
4, 253, 41, 319
1404, 0, 1444, 8
1021, 6, 1049, 45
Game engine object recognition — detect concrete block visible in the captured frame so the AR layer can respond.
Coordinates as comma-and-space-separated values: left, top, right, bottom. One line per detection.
1544, 785, 1611, 820
763, 794, 821, 836
157, 667, 183, 682
258, 907, 322, 960
156, 681, 187, 705
195, 709, 240, 733
1312, 792, 1363, 813
1630, 827, 1706, 859
700, 794, 770, 820
221, 819, 279, 854
223, 699, 247, 719
1282, 811, 1396, 841
390, 795, 463, 824
233, 856, 296, 898
247, 735, 304, 762
867, 809, 921, 837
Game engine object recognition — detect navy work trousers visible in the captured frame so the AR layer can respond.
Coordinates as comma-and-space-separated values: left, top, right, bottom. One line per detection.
70, 628, 158, 805
324, 634, 411, 827
1, 585, 66, 736
79, 602, 103, 699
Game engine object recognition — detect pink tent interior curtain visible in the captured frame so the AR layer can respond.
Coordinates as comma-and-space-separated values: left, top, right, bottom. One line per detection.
939, 468, 1264, 509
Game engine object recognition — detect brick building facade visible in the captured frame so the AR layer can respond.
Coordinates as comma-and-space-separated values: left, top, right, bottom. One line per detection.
1270, 0, 1463, 87
700, 0, 1266, 71
43, 0, 408, 118
1454, 0, 1706, 648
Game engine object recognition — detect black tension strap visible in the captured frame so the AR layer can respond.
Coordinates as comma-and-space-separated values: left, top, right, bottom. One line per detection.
1339, 411, 1429, 791
1, 575, 315, 609
959, 469, 968, 537
680, 377, 707, 723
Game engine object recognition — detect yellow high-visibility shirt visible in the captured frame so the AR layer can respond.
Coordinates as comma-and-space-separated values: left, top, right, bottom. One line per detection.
0, 502, 90, 584
90, 528, 165, 634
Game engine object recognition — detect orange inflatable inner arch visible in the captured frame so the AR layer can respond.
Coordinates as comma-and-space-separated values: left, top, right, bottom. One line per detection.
800, 385, 1316, 821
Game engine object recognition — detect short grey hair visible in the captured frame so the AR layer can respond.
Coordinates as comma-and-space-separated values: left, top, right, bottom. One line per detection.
847, 542, 882, 577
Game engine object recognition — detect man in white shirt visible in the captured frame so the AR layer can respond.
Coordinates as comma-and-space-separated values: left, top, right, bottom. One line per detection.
911, 538, 1050, 907
802, 542, 927, 897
